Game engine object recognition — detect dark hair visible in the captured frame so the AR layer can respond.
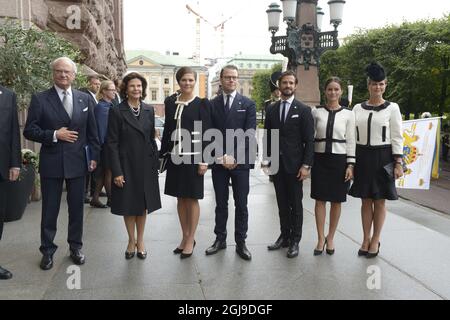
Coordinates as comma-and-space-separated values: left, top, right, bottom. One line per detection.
176, 67, 197, 84
121, 72, 147, 100
87, 75, 100, 82
220, 65, 239, 78
324, 77, 343, 90
279, 70, 298, 84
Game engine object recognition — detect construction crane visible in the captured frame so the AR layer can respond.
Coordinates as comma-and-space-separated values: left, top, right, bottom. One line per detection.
186, 3, 234, 61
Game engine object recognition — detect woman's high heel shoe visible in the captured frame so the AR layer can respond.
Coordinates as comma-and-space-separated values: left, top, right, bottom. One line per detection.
180, 241, 196, 259
313, 238, 327, 256
125, 243, 136, 260
137, 251, 147, 260
326, 239, 335, 255
366, 242, 380, 259
174, 240, 195, 255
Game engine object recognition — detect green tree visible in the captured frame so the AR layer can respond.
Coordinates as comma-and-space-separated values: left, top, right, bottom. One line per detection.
319, 15, 450, 119
0, 20, 86, 109
251, 63, 282, 112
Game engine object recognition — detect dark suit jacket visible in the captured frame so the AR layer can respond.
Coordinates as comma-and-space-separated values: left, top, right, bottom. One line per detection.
0, 86, 21, 181
23, 87, 100, 179
94, 99, 113, 145
264, 98, 314, 174
211, 93, 257, 169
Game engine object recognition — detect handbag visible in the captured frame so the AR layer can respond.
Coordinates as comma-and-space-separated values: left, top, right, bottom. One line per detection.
383, 162, 395, 181
159, 153, 169, 173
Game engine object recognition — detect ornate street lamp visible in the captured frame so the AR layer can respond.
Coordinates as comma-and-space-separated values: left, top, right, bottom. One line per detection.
266, 0, 345, 71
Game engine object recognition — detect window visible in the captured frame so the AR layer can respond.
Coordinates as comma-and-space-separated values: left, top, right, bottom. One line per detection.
152, 90, 157, 101
248, 63, 252, 69
164, 78, 170, 85
239, 63, 244, 68
256, 64, 261, 69
164, 90, 170, 98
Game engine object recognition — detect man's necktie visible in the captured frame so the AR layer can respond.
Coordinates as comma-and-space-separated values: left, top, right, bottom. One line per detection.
225, 94, 231, 113
280, 100, 287, 125
62, 91, 73, 119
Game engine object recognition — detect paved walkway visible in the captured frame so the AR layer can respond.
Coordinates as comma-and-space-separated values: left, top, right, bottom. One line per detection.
1, 168, 449, 300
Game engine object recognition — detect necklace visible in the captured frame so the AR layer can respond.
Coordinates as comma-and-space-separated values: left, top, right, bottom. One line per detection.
128, 102, 141, 117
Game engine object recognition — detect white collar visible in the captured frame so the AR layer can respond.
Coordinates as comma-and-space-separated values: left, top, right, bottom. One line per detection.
223, 91, 237, 99
54, 85, 72, 96
281, 95, 294, 105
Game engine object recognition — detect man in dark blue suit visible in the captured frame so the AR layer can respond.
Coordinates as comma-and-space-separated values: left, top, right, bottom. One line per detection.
0, 85, 21, 280
24, 57, 100, 270
205, 65, 257, 260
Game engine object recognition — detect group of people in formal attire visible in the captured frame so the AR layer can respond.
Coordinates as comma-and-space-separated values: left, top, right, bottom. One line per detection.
0, 57, 404, 280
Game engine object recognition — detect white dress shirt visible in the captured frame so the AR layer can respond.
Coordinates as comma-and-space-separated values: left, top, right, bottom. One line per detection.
223, 90, 237, 109
53, 85, 73, 142
279, 95, 295, 122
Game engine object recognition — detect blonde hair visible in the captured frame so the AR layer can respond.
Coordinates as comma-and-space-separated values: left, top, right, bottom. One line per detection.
96, 80, 115, 101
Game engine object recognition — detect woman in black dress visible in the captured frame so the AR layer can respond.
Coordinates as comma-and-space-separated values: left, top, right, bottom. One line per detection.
160, 67, 211, 259
349, 62, 404, 258
107, 72, 161, 260
311, 77, 355, 255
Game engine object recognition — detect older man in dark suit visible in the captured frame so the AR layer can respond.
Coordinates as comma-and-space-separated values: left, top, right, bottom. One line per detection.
24, 57, 100, 270
205, 65, 257, 261
263, 71, 314, 258
0, 85, 21, 280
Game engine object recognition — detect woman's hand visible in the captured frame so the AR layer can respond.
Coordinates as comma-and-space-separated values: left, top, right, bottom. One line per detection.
198, 163, 208, 176
114, 175, 125, 188
394, 163, 404, 179
345, 165, 354, 182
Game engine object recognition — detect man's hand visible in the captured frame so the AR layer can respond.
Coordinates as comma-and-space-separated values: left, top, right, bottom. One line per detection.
221, 155, 237, 170
56, 127, 78, 143
297, 166, 310, 181
198, 164, 208, 176
89, 160, 97, 172
114, 175, 125, 188
9, 168, 20, 182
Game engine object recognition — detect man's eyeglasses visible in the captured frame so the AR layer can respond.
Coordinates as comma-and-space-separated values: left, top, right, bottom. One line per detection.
222, 76, 238, 81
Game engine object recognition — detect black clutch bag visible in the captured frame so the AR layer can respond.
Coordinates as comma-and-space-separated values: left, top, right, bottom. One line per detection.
159, 154, 169, 173
383, 162, 395, 181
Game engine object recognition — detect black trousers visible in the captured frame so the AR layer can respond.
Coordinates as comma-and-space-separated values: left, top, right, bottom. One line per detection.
272, 157, 304, 244
40, 176, 85, 256
212, 166, 250, 244
0, 180, 6, 241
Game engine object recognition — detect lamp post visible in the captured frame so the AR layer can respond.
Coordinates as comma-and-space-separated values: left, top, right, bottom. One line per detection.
266, 0, 345, 106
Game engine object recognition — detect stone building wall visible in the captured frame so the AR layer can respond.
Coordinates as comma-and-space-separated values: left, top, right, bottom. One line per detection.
0, 0, 126, 79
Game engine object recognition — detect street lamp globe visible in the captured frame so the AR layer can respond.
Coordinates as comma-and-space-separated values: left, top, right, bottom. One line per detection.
328, 0, 346, 28
281, 0, 297, 22
316, 6, 325, 31
266, 3, 282, 32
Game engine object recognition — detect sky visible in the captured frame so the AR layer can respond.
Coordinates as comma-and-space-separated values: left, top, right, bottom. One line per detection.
124, 0, 449, 60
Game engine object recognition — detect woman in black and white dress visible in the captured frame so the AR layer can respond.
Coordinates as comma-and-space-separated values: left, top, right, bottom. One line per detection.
160, 67, 211, 259
349, 62, 404, 258
311, 77, 355, 256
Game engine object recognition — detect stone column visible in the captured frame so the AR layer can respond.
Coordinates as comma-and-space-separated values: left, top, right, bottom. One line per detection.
295, 0, 320, 107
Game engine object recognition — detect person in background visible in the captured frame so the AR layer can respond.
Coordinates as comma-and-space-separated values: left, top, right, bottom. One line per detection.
349, 62, 404, 259
90, 80, 116, 208
311, 77, 355, 256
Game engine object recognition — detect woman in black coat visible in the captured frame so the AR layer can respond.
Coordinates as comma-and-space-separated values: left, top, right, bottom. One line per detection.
107, 72, 161, 260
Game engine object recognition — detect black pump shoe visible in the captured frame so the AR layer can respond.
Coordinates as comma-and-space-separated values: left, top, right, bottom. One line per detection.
366, 242, 380, 259
137, 251, 147, 260
174, 240, 195, 255
125, 251, 135, 260
313, 239, 327, 256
